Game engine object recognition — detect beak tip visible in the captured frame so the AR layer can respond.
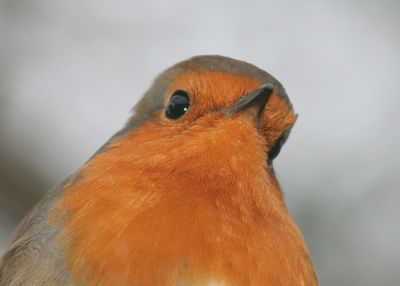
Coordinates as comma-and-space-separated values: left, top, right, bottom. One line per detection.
260, 83, 274, 93
223, 82, 275, 128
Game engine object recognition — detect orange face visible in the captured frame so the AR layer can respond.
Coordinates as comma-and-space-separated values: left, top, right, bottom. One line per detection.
161, 71, 297, 153
50, 71, 311, 286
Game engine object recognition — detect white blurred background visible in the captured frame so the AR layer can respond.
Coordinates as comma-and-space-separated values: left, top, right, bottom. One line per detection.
0, 0, 399, 285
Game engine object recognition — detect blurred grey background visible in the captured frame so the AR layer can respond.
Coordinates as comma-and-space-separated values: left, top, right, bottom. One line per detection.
0, 0, 399, 285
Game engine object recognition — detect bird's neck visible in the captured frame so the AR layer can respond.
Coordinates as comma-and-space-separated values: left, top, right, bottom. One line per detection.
103, 119, 285, 212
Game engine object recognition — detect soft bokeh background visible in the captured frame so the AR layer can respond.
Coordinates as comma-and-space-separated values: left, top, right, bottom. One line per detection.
1, 0, 399, 285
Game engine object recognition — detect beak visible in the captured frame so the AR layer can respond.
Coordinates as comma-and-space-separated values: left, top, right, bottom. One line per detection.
223, 83, 274, 129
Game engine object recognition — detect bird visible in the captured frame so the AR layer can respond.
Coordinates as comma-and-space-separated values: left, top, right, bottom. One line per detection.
0, 55, 318, 285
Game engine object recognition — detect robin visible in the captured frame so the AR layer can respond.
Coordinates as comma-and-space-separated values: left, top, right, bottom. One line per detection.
0, 55, 318, 285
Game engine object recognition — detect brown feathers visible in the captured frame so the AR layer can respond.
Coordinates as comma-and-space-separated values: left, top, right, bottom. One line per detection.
0, 56, 317, 286
53, 71, 314, 285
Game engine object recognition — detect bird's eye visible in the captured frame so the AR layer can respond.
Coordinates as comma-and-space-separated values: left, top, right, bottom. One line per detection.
165, 90, 191, 120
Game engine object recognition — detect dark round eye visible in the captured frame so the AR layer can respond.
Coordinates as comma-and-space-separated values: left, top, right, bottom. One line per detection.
165, 90, 191, 120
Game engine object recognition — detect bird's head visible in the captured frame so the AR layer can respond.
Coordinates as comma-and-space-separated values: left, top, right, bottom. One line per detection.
104, 56, 297, 180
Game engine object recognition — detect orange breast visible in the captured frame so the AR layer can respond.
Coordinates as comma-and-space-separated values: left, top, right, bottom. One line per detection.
50, 79, 316, 285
